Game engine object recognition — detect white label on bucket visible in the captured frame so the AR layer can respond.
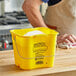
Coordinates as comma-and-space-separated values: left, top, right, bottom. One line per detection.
24, 30, 45, 36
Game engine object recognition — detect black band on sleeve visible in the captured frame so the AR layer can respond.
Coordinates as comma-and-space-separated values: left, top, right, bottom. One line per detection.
48, 0, 62, 6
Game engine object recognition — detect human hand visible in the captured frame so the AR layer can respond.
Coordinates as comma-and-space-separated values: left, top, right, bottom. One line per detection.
57, 34, 76, 44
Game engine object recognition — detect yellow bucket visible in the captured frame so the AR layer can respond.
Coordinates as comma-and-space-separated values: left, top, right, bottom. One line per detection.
10, 27, 58, 70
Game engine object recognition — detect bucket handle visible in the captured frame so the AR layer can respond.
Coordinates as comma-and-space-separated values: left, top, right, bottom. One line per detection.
13, 36, 55, 59
13, 36, 30, 59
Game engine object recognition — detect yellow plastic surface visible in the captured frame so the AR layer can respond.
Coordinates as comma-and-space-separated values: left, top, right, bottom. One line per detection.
10, 27, 58, 70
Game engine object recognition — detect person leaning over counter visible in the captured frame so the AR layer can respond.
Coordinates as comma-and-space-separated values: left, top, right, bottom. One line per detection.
22, 0, 76, 46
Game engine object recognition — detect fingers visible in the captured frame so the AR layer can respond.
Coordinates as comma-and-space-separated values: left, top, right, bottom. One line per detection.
57, 34, 68, 44
71, 34, 76, 42
67, 35, 75, 43
66, 34, 76, 43
61, 34, 68, 40
63, 39, 71, 44
57, 34, 76, 44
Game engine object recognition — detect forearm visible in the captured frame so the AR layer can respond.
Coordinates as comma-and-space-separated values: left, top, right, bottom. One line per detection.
22, 0, 47, 27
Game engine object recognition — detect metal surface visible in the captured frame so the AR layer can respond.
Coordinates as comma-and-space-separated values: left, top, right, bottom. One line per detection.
0, 12, 33, 51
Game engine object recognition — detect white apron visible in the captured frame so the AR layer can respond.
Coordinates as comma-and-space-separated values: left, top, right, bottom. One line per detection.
44, 0, 76, 35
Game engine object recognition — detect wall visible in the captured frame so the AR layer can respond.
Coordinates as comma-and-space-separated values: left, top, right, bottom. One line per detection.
5, 0, 24, 12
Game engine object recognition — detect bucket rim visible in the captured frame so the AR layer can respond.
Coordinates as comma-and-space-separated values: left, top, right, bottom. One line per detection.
10, 27, 59, 38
